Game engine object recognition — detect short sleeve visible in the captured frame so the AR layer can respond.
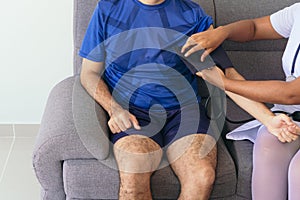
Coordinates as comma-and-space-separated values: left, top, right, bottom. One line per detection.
195, 6, 213, 32
79, 3, 105, 62
270, 3, 299, 38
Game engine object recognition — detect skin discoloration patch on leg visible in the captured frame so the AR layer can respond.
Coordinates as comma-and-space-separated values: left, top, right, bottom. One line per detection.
114, 135, 162, 200
167, 134, 217, 200
114, 135, 162, 173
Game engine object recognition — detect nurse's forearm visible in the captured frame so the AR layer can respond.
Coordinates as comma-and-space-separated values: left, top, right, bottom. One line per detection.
224, 79, 300, 105
216, 16, 283, 42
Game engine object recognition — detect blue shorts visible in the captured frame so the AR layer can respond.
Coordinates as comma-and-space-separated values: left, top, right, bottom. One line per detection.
110, 103, 210, 148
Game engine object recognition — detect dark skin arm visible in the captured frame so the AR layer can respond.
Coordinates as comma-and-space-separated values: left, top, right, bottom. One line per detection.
181, 16, 283, 61
182, 16, 300, 104
182, 15, 300, 140
224, 77, 300, 105
199, 66, 300, 105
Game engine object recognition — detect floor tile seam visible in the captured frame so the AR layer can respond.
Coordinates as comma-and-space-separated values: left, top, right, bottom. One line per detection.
0, 136, 36, 139
0, 124, 16, 184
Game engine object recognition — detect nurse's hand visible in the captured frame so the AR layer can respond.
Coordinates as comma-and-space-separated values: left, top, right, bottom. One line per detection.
181, 27, 228, 61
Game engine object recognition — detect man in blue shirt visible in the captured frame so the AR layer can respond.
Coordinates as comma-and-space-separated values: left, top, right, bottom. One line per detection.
80, 0, 232, 199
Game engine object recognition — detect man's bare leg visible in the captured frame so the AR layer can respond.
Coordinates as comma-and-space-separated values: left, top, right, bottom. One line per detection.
167, 134, 217, 200
114, 135, 163, 200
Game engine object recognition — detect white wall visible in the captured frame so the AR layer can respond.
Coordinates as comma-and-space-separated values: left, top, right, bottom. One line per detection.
0, 0, 73, 123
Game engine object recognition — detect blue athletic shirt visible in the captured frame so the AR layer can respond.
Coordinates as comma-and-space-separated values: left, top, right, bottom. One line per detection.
79, 0, 226, 110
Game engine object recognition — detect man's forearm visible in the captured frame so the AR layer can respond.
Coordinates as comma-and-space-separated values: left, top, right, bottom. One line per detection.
226, 91, 275, 126
80, 70, 121, 116
79, 59, 140, 133
225, 68, 275, 126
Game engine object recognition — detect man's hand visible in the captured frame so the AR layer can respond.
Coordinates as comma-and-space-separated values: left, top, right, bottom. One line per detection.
196, 66, 226, 90
265, 114, 299, 143
181, 26, 228, 61
108, 104, 141, 134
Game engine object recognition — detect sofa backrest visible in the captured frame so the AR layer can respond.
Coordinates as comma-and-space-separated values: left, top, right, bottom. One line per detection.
74, 0, 98, 75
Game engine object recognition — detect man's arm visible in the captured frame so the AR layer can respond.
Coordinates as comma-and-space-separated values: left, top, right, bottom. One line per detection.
220, 67, 298, 142
80, 58, 140, 133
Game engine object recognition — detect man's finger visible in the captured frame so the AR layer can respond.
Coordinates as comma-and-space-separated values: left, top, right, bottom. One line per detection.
130, 115, 141, 130
287, 125, 297, 135
114, 118, 128, 132
277, 133, 287, 143
279, 130, 293, 143
282, 127, 298, 140
122, 118, 132, 129
109, 122, 120, 134
283, 131, 297, 141
296, 126, 300, 135
195, 71, 203, 77
279, 114, 293, 125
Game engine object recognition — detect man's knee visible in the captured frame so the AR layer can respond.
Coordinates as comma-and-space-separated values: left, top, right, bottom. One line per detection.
187, 162, 216, 187
167, 134, 217, 164
167, 134, 217, 187
114, 135, 162, 173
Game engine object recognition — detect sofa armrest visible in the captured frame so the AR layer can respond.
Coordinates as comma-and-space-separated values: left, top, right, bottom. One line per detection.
33, 76, 110, 199
72, 76, 110, 158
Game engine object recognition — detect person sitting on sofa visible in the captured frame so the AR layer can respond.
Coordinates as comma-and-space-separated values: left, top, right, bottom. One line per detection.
79, 0, 299, 199
182, 3, 300, 200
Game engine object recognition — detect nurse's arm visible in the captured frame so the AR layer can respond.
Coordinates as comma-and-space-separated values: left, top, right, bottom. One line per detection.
223, 76, 300, 105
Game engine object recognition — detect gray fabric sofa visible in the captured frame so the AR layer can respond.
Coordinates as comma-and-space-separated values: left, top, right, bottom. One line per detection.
33, 0, 298, 199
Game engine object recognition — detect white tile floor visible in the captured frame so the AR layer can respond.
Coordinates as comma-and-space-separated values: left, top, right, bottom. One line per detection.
0, 124, 40, 200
